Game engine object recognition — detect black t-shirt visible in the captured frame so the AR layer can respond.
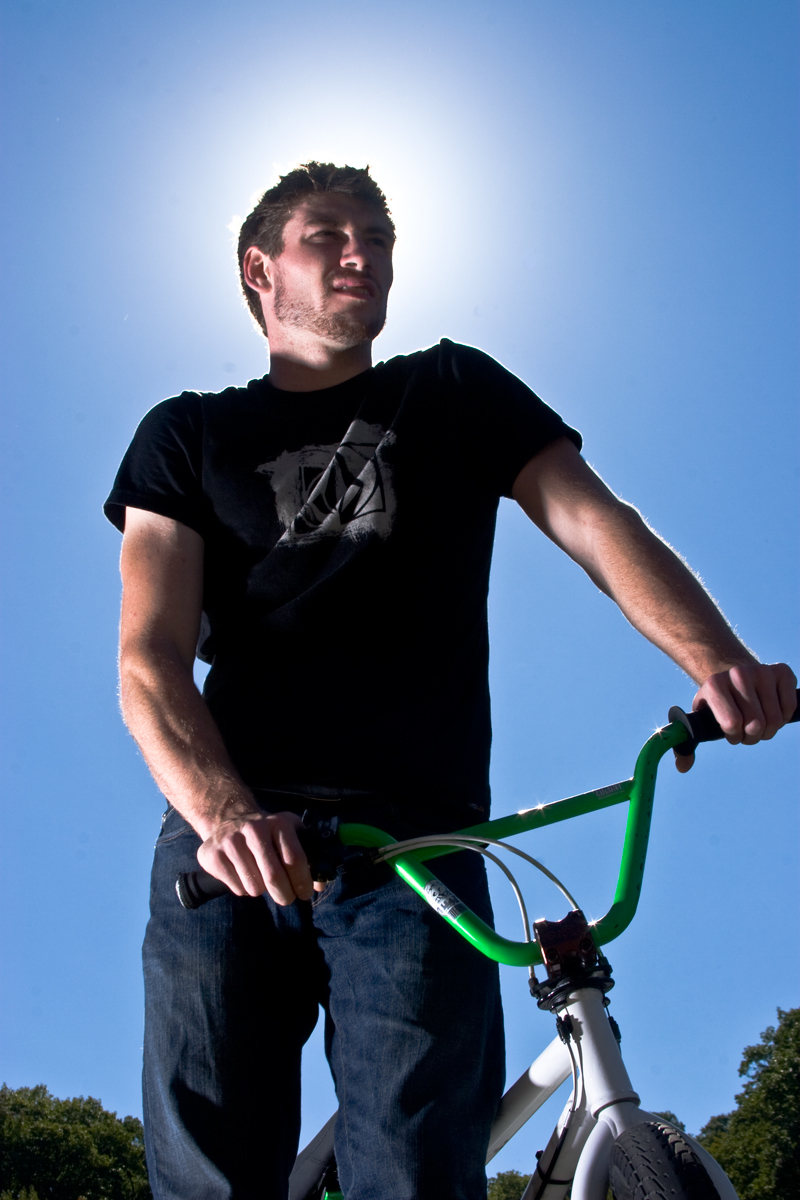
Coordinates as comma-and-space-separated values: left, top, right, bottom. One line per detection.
105, 339, 581, 824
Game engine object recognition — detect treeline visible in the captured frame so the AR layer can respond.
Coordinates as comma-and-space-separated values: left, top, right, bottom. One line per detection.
694, 1007, 799, 1200
0, 1086, 150, 1200
2, 1009, 797, 1199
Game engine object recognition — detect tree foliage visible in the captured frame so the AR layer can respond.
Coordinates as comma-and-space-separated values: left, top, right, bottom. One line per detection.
0, 1085, 151, 1200
652, 1110, 685, 1132
487, 1168, 528, 1199
697, 1007, 800, 1200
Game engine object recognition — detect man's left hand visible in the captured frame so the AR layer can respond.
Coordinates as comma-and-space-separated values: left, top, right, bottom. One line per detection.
674, 661, 797, 772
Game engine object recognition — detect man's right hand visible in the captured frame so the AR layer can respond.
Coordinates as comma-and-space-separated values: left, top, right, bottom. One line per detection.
196, 809, 316, 906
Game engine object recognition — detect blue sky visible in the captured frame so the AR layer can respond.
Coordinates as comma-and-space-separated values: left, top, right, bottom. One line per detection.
1, 0, 797, 1178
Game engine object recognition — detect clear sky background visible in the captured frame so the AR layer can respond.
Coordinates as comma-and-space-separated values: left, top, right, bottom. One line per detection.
1, 0, 797, 1179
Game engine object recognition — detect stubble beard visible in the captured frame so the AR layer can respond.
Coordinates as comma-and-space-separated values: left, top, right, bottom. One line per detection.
272, 279, 386, 347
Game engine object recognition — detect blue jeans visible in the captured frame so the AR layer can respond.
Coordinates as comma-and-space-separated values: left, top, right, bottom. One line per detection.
142, 801, 505, 1200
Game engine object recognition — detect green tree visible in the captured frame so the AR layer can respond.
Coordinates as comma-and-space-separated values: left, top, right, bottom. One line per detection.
697, 1007, 800, 1200
0, 1084, 151, 1200
487, 1168, 528, 1200
652, 1110, 685, 1132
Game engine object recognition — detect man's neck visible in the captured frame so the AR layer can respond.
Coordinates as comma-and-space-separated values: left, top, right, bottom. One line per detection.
266, 340, 374, 392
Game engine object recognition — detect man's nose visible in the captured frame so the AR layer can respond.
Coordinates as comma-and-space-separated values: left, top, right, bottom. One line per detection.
341, 234, 372, 271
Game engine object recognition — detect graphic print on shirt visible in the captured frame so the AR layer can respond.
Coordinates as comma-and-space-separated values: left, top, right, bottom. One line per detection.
256, 418, 397, 544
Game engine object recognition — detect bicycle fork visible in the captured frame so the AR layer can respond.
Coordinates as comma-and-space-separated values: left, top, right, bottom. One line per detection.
489, 985, 737, 1200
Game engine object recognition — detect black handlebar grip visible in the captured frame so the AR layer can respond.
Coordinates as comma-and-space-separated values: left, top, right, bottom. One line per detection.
669, 686, 800, 756
176, 870, 232, 910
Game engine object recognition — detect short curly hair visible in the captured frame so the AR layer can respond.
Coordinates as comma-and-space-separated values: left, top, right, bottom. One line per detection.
237, 162, 395, 336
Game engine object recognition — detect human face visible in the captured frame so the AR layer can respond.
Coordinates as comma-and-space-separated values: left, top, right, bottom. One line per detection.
267, 193, 395, 348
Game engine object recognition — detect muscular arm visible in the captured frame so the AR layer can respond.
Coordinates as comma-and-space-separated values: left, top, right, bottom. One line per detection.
119, 508, 314, 902
512, 439, 797, 767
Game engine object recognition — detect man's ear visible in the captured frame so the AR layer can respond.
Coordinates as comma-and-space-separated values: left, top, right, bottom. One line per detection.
242, 246, 273, 295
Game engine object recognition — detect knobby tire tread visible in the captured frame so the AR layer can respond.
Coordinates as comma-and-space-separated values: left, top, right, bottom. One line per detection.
609, 1120, 722, 1200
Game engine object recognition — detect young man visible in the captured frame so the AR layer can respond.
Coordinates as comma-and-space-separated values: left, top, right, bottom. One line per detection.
106, 162, 795, 1199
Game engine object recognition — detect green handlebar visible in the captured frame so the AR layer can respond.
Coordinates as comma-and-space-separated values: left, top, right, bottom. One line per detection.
339, 721, 688, 967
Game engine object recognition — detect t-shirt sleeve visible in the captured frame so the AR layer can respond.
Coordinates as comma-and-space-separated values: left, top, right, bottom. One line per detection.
103, 393, 209, 535
441, 340, 582, 497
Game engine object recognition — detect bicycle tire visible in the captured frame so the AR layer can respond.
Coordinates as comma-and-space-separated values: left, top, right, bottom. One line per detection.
609, 1120, 722, 1200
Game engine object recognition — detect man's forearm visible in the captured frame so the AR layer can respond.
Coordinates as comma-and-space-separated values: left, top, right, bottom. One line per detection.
512, 441, 758, 682
121, 640, 315, 903
120, 639, 259, 839
579, 503, 756, 683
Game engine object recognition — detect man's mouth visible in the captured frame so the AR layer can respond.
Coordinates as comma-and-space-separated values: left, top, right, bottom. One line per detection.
330, 276, 377, 299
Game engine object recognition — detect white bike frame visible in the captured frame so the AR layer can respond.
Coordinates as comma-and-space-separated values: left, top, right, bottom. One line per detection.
486, 985, 738, 1199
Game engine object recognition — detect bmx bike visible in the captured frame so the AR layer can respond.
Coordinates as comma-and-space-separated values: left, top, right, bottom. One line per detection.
179, 692, 799, 1200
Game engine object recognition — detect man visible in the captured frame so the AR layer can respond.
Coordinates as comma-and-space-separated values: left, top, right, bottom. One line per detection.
106, 162, 796, 1200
